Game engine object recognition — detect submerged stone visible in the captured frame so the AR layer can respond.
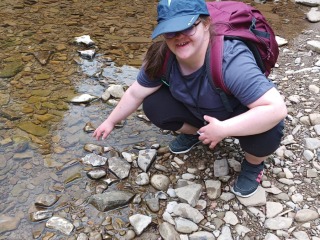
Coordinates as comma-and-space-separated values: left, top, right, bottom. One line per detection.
35, 193, 59, 207
17, 122, 49, 137
46, 216, 74, 235
29, 210, 53, 222
70, 93, 99, 104
0, 61, 24, 78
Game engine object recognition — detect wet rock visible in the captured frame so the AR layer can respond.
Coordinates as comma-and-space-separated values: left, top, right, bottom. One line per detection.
70, 93, 99, 104
35, 193, 59, 207
64, 172, 81, 184
88, 190, 134, 211
86, 169, 107, 180
83, 122, 96, 133
17, 121, 49, 137
74, 35, 95, 46
81, 153, 107, 167
137, 149, 157, 172
83, 143, 104, 155
108, 156, 131, 179
129, 214, 152, 236
78, 49, 96, 60
107, 84, 125, 98
29, 210, 53, 222
46, 216, 74, 235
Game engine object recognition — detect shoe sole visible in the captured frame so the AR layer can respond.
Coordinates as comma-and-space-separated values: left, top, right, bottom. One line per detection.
230, 186, 259, 198
168, 141, 201, 154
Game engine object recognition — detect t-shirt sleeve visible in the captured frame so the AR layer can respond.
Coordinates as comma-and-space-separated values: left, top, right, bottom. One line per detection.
222, 40, 275, 106
137, 67, 163, 88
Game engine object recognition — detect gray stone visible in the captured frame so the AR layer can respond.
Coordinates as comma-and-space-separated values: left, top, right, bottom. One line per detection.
172, 203, 204, 223
108, 156, 131, 179
174, 217, 198, 234
304, 137, 320, 150
88, 190, 134, 211
137, 149, 157, 172
205, 180, 221, 200
175, 184, 202, 207
159, 222, 180, 240
295, 0, 320, 7
150, 174, 170, 191
236, 186, 266, 207
295, 209, 319, 222
189, 231, 215, 240
264, 217, 293, 230
129, 214, 152, 236
81, 153, 107, 167
214, 159, 229, 177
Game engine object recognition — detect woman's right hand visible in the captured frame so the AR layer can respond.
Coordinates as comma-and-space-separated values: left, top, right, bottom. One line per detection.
92, 120, 115, 140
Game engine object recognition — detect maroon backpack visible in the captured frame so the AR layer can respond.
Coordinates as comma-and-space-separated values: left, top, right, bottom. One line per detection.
161, 1, 279, 112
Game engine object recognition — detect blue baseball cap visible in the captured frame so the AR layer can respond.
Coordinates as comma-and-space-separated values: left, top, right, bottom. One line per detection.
152, 0, 210, 39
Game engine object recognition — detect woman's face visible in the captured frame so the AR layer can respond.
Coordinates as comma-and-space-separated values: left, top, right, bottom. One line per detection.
164, 20, 210, 62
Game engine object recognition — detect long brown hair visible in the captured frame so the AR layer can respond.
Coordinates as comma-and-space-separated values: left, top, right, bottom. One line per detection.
143, 16, 213, 80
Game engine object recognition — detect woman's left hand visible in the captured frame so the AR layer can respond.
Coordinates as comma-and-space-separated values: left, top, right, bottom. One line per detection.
198, 115, 227, 149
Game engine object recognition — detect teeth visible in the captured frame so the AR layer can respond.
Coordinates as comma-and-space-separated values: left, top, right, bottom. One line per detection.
177, 42, 187, 46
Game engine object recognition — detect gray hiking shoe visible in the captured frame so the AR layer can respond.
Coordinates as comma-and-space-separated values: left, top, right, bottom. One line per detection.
169, 134, 200, 154
231, 159, 264, 198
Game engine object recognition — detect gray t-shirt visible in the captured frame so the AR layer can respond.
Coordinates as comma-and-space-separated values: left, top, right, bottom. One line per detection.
137, 39, 275, 120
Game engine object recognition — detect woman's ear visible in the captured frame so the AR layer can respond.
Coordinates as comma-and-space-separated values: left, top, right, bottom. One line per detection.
204, 17, 211, 31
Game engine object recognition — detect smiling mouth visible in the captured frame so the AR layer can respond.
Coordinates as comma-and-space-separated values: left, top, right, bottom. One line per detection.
177, 42, 188, 47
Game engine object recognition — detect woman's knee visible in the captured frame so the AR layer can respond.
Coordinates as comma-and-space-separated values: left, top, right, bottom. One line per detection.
239, 120, 284, 157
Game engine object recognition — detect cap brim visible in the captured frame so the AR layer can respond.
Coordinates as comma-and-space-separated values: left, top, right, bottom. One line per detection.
151, 14, 199, 39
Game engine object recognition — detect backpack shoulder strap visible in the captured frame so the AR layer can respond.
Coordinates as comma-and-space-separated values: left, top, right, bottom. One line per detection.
160, 50, 175, 86
209, 36, 231, 94
207, 36, 233, 112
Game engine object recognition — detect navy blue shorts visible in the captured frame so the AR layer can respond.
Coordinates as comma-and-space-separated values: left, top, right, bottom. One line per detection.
143, 86, 284, 157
